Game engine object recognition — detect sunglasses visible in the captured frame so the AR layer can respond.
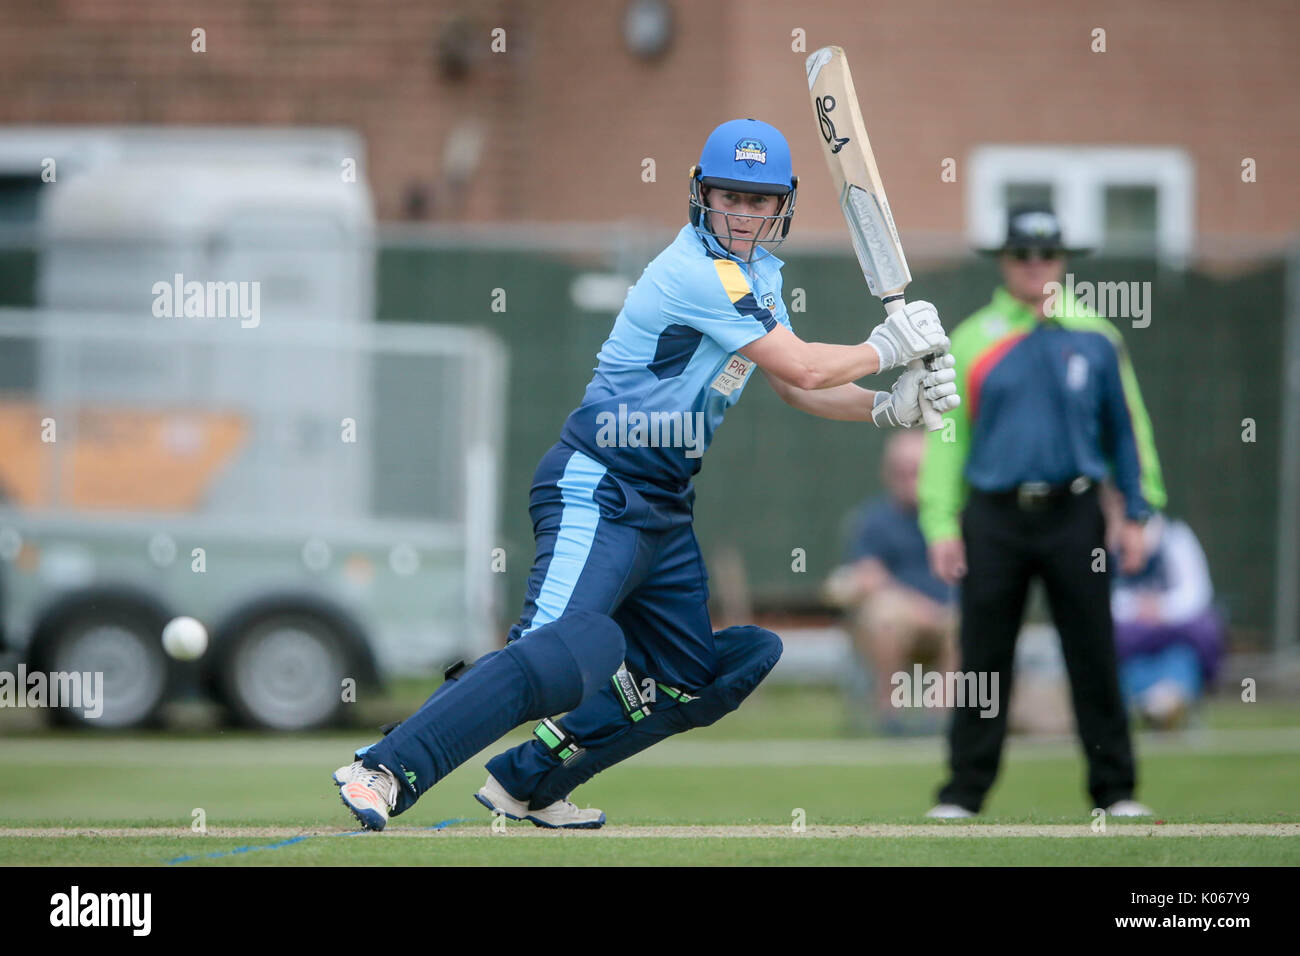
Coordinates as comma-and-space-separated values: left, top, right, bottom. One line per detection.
1011, 248, 1062, 262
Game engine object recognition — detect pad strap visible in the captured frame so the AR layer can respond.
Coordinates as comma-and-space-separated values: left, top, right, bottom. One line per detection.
611, 661, 653, 722
656, 682, 698, 703
533, 717, 585, 766
443, 659, 471, 681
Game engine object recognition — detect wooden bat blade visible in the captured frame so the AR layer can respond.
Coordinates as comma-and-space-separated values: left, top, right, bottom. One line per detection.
806, 45, 911, 300
805, 45, 941, 431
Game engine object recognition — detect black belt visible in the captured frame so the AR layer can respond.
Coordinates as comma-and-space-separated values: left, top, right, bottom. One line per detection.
978, 476, 1094, 511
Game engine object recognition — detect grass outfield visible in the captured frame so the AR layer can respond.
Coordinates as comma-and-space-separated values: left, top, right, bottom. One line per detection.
7, 834, 1297, 867
2, 720, 1299, 865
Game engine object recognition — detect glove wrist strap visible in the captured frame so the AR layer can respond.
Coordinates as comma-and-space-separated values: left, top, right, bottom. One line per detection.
871, 391, 898, 428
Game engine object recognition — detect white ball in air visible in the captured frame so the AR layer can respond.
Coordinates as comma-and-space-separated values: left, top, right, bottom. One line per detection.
162, 616, 209, 661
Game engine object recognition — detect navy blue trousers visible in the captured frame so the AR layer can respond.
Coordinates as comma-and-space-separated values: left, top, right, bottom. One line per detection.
488, 442, 781, 805
361, 442, 781, 815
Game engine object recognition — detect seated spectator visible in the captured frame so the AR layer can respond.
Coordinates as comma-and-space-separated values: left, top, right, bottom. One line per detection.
825, 431, 957, 732
1101, 484, 1225, 729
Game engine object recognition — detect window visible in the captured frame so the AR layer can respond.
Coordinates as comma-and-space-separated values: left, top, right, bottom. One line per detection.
1103, 185, 1159, 253
1004, 181, 1054, 213
0, 175, 42, 224
967, 146, 1193, 260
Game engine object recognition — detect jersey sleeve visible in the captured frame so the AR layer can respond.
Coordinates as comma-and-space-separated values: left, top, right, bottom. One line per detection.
658, 258, 778, 354
1158, 521, 1214, 623
917, 324, 978, 543
1097, 325, 1167, 519
771, 275, 794, 333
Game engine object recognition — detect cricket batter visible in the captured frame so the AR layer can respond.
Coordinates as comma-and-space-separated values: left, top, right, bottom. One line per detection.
334, 118, 959, 830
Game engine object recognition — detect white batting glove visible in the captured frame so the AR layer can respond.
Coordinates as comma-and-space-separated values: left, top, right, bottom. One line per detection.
867, 301, 951, 373
871, 353, 961, 428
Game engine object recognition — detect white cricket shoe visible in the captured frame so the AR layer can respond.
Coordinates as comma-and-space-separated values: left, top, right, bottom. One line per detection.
474, 774, 606, 830
1106, 799, 1154, 817
926, 803, 976, 819
334, 760, 398, 831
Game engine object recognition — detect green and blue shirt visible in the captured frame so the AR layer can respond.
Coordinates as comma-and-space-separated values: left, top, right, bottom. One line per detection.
918, 287, 1166, 543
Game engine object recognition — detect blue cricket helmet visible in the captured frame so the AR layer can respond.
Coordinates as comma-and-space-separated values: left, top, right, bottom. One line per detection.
689, 118, 799, 261
696, 118, 795, 194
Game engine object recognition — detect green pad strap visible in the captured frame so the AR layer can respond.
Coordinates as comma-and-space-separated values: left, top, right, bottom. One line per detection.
657, 682, 698, 703
611, 661, 652, 722
533, 717, 585, 766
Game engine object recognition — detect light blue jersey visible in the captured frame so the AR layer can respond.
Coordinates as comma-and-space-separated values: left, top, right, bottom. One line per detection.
559, 224, 791, 511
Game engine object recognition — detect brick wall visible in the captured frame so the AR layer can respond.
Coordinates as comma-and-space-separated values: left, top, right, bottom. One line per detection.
1, 0, 1296, 241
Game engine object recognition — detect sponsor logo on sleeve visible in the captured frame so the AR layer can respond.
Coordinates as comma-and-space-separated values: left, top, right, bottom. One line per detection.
709, 353, 755, 396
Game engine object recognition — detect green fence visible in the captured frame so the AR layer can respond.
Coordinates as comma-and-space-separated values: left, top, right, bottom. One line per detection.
378, 240, 1288, 646
0, 238, 1284, 644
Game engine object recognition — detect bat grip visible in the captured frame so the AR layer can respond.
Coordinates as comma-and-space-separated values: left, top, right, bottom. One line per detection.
882, 297, 943, 431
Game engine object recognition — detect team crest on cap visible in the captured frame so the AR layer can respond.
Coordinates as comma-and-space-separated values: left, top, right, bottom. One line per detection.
734, 138, 767, 167
1013, 211, 1058, 237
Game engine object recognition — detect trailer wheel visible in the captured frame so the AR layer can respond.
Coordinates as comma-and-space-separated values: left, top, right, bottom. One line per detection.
35, 598, 172, 729
215, 608, 354, 730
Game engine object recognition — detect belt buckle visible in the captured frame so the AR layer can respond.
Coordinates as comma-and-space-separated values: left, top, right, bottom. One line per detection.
1017, 481, 1051, 510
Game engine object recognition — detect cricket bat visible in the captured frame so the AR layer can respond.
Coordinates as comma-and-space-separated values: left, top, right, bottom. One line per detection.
805, 45, 942, 430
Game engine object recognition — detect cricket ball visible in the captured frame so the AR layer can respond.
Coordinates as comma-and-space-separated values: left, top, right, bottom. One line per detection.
162, 616, 209, 661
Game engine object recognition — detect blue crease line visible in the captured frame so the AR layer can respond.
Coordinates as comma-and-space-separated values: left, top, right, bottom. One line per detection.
165, 817, 472, 864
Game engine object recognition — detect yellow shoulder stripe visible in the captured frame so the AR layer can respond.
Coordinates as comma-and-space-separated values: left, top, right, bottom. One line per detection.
712, 259, 752, 305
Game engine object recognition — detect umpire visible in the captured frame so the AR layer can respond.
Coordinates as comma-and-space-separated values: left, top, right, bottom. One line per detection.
918, 205, 1167, 818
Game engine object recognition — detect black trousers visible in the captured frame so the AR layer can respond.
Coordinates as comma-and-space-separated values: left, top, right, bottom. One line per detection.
937, 485, 1136, 812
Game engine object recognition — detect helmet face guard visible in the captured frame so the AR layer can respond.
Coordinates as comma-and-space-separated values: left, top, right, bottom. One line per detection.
688, 167, 799, 264
688, 119, 798, 264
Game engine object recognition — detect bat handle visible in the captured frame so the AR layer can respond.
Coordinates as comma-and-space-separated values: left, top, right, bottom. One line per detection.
882, 297, 943, 431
